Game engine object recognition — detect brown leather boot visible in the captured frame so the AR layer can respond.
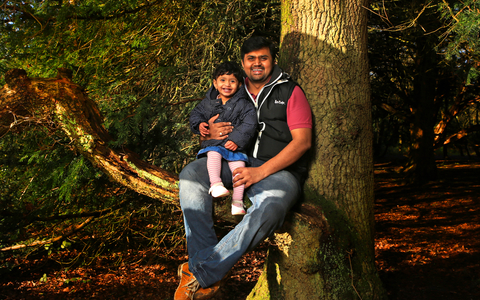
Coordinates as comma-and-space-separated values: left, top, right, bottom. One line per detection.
174, 263, 222, 300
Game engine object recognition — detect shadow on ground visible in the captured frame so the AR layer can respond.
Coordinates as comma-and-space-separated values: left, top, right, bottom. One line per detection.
1, 160, 479, 299
375, 160, 480, 300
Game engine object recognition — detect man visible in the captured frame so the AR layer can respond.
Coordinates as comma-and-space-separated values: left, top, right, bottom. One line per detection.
175, 36, 312, 300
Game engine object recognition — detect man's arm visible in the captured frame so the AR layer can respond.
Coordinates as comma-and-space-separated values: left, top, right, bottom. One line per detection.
232, 127, 312, 188
199, 114, 234, 142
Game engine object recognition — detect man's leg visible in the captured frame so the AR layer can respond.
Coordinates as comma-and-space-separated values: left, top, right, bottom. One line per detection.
179, 157, 232, 258
187, 165, 301, 288
177, 158, 233, 299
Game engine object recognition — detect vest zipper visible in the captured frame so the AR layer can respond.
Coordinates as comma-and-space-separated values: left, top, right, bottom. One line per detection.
251, 76, 288, 158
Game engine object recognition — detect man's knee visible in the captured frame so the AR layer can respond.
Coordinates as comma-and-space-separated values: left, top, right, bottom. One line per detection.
179, 160, 210, 210
258, 201, 290, 230
180, 159, 203, 181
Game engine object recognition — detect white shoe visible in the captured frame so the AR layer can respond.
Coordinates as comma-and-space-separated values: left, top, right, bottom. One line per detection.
231, 200, 246, 215
209, 183, 230, 198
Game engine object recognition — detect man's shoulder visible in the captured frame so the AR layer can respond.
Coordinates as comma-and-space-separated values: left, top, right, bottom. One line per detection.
269, 68, 300, 90
277, 75, 307, 100
271, 78, 298, 98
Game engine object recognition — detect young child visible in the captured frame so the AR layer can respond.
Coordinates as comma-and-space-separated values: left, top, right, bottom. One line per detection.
189, 61, 257, 215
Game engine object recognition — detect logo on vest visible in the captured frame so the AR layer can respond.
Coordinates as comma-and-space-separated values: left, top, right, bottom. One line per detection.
274, 99, 286, 105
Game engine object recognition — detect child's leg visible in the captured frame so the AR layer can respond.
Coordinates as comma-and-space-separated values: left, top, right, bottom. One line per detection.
207, 151, 223, 186
228, 160, 246, 215
207, 151, 229, 198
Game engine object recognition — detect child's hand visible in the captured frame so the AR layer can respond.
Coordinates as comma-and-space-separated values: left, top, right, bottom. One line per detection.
199, 122, 209, 137
225, 140, 238, 151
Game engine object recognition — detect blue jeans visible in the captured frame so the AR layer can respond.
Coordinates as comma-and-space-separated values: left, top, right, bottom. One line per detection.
179, 157, 301, 288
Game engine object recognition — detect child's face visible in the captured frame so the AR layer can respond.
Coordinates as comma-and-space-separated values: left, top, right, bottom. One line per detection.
213, 73, 240, 101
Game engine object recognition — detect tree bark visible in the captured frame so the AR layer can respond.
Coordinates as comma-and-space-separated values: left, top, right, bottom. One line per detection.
248, 0, 387, 299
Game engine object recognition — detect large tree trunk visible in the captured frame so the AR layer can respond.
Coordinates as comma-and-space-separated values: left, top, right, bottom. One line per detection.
248, 0, 387, 299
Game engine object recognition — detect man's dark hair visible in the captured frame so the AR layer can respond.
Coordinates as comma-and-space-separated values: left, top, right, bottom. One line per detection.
240, 36, 278, 61
213, 61, 244, 83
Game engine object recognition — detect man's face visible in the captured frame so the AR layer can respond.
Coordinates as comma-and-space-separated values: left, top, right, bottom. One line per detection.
241, 47, 273, 86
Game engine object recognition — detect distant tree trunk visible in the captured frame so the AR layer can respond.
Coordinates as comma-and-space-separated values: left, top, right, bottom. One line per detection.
248, 0, 387, 299
407, 36, 438, 185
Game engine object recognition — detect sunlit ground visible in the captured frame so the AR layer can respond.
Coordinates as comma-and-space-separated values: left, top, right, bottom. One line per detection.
375, 160, 480, 300
1, 160, 479, 299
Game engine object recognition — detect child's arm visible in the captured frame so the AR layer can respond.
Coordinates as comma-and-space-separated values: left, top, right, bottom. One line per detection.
189, 100, 208, 135
199, 122, 209, 137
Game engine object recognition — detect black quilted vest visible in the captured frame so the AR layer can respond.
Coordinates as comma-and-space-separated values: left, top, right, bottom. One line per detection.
247, 66, 309, 183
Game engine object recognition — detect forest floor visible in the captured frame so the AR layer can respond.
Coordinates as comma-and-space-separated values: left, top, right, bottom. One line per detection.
1, 159, 479, 300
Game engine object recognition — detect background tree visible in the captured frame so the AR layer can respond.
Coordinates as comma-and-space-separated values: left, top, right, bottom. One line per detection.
435, 0, 480, 156
368, 0, 480, 184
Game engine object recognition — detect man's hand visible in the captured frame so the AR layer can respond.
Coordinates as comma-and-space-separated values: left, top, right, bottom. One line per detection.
233, 128, 312, 189
233, 166, 267, 189
224, 140, 238, 151
207, 114, 233, 140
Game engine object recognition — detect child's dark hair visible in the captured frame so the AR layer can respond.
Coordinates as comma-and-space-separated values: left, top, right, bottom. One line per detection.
241, 36, 278, 61
213, 61, 244, 84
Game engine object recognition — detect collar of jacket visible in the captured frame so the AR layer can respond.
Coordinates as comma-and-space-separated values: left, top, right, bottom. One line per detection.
265, 65, 288, 87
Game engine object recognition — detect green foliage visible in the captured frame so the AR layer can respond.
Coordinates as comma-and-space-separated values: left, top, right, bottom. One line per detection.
0, 129, 114, 246
1, 0, 281, 267
466, 66, 479, 85
3, 0, 281, 173
438, 0, 480, 60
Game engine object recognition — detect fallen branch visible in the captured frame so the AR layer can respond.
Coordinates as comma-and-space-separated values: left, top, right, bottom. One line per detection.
1, 68, 179, 206
1, 216, 95, 252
